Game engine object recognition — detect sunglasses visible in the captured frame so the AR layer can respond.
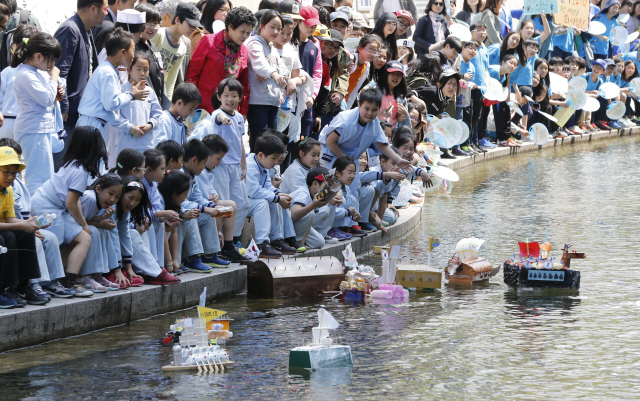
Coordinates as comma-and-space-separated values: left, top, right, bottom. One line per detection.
433, 2, 445, 6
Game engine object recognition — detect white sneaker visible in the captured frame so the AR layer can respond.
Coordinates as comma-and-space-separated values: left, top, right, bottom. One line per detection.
571, 126, 585, 134
77, 276, 107, 293
72, 284, 94, 297
324, 236, 339, 244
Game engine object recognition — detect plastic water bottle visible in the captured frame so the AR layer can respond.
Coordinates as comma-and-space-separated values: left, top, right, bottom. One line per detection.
36, 213, 56, 227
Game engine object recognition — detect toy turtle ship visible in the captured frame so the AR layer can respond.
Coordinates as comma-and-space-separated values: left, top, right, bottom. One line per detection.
503, 242, 584, 291
289, 308, 352, 370
445, 238, 501, 285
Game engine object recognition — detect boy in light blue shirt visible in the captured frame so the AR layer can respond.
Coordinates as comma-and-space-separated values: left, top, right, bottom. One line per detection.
77, 28, 149, 142
153, 82, 201, 145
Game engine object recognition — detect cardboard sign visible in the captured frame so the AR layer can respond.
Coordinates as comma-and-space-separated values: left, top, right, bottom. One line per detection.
554, 0, 590, 30
197, 306, 227, 322
396, 265, 442, 289
523, 0, 559, 15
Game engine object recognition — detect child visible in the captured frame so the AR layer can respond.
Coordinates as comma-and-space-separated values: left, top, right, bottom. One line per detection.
156, 139, 185, 171
246, 134, 293, 258
190, 78, 250, 246
180, 139, 230, 270
112, 53, 163, 164
584, 59, 609, 131
77, 28, 149, 147
458, 40, 479, 155
397, 39, 415, 73
371, 148, 404, 228
200, 134, 249, 262
113, 175, 180, 286
328, 157, 362, 240
432, 36, 463, 68
346, 35, 381, 108
157, 170, 192, 274
372, 12, 399, 60
143, 149, 179, 272
246, 10, 287, 151
0, 25, 40, 141
109, 148, 147, 178
151, 2, 202, 100
0, 138, 70, 300
12, 32, 62, 195
590, 0, 620, 60
367, 61, 411, 128
281, 138, 321, 194
330, 11, 349, 38
549, 56, 564, 75
153, 82, 201, 145
78, 174, 125, 291
290, 166, 340, 249
31, 126, 107, 298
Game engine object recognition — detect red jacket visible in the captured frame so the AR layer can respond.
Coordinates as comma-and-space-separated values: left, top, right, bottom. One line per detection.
187, 30, 250, 115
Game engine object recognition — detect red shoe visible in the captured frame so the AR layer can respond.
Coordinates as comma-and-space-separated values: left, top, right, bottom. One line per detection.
145, 269, 181, 285
122, 270, 144, 287
105, 271, 129, 289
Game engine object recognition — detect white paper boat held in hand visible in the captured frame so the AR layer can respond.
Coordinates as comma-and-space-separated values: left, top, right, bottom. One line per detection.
431, 165, 460, 182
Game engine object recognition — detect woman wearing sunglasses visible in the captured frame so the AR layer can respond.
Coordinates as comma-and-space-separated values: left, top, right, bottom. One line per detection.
413, 0, 451, 57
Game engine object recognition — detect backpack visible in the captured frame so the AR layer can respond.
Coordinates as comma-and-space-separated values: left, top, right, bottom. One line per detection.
0, 9, 32, 71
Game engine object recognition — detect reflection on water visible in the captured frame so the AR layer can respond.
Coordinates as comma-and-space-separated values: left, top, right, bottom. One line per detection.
3, 138, 640, 400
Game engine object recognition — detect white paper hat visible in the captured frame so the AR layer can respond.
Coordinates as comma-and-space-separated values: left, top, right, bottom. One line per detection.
117, 9, 146, 25
396, 39, 415, 48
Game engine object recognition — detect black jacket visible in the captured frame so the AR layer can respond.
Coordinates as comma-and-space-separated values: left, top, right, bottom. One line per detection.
90, 10, 115, 54
414, 14, 450, 57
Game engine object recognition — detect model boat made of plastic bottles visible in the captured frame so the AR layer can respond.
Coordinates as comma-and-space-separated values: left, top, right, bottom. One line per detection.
445, 238, 501, 285
503, 242, 584, 291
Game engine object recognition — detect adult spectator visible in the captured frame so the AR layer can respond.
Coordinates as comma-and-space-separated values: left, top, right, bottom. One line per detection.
187, 6, 255, 114
53, 0, 106, 169
455, 0, 481, 24
160, 0, 180, 27
136, 3, 168, 108
373, 0, 418, 38
190, 0, 232, 57
0, 0, 40, 71
478, 0, 502, 46
90, 0, 136, 52
414, 0, 450, 57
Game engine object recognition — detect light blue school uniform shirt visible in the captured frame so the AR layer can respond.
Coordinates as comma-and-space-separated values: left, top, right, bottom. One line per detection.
290, 186, 312, 208
621, 52, 640, 73
590, 14, 618, 55
0, 66, 19, 117
79, 189, 102, 220
153, 110, 186, 145
143, 177, 164, 223
77, 60, 133, 123
470, 45, 490, 89
582, 72, 604, 91
51, 164, 91, 204
180, 166, 216, 212
14, 63, 57, 134
246, 153, 281, 202
111, 82, 162, 151
281, 159, 310, 195
190, 109, 244, 165
514, 54, 538, 86
12, 178, 31, 220
196, 168, 218, 200
460, 59, 475, 80
553, 28, 574, 53
336, 123, 366, 154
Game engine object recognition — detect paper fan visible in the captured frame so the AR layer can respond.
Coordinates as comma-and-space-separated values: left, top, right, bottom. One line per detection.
549, 72, 568, 95
568, 76, 588, 91
392, 180, 414, 206
433, 117, 464, 148
583, 97, 601, 112
431, 165, 459, 182
606, 101, 626, 120
631, 77, 640, 95
566, 89, 587, 110
628, 31, 639, 43
611, 26, 628, 46
483, 77, 506, 101
619, 13, 631, 24
459, 120, 470, 144
536, 109, 558, 122
588, 21, 606, 35
529, 123, 549, 145
599, 82, 621, 99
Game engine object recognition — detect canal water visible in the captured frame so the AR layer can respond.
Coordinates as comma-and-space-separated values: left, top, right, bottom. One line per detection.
2, 137, 639, 400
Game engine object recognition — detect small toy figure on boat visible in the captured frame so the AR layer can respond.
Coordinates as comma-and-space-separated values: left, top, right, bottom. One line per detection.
503, 239, 584, 291
445, 238, 501, 285
289, 308, 352, 370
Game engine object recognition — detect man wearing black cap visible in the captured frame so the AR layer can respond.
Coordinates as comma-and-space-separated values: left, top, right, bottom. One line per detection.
317, 29, 352, 128
151, 2, 203, 99
314, 0, 335, 14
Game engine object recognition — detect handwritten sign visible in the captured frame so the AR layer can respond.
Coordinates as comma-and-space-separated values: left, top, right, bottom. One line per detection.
523, 0, 559, 15
197, 306, 227, 322
554, 0, 590, 30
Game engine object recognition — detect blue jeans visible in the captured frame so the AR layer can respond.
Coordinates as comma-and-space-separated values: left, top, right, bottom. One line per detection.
247, 104, 278, 152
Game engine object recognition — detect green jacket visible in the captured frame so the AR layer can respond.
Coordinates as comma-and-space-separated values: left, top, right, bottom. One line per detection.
325, 48, 351, 113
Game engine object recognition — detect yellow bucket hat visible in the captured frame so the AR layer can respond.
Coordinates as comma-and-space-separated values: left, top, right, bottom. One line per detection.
0, 147, 25, 171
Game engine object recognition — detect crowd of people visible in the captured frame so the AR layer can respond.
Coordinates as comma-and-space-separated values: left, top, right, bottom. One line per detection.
0, 0, 635, 308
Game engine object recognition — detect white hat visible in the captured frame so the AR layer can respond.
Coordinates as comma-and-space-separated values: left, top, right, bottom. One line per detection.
117, 9, 146, 25
396, 39, 415, 48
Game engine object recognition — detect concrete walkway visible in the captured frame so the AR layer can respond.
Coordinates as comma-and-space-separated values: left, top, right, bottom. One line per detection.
2, 125, 637, 353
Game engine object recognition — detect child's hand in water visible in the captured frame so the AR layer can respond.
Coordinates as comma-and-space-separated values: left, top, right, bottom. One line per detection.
217, 113, 231, 125
131, 80, 149, 101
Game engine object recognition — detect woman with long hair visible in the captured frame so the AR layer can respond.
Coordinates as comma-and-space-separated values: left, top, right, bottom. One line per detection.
479, 0, 503, 46
190, 0, 232, 56
371, 12, 399, 60
455, 0, 483, 24
413, 0, 451, 57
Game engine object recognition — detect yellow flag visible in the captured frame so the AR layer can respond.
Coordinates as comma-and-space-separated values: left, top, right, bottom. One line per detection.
429, 238, 440, 252
197, 306, 226, 322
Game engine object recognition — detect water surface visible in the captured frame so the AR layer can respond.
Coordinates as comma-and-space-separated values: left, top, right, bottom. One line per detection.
2, 137, 639, 400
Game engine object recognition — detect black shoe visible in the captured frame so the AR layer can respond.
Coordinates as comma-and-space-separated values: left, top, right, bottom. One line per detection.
471, 144, 486, 153
595, 121, 610, 131
259, 242, 282, 259
220, 246, 250, 263
340, 226, 366, 237
17, 286, 49, 305
270, 239, 297, 255
285, 237, 307, 253
3, 290, 26, 307
440, 149, 456, 159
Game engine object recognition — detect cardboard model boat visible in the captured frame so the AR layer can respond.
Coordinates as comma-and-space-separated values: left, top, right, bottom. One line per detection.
503, 243, 584, 290
445, 238, 501, 285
